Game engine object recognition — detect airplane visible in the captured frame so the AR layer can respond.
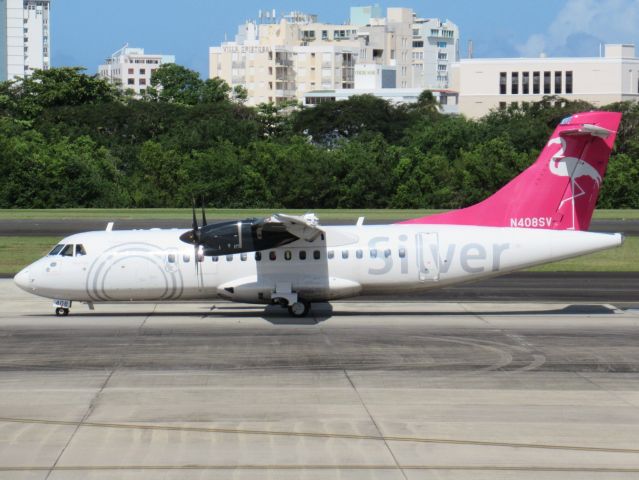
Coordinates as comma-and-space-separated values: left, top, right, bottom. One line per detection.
14, 111, 624, 317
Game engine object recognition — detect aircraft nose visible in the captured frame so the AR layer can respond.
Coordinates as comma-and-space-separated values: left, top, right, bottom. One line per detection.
14, 268, 32, 292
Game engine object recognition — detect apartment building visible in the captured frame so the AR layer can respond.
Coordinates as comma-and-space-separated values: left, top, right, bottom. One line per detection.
98, 46, 175, 95
453, 44, 639, 118
0, 0, 50, 81
209, 6, 460, 105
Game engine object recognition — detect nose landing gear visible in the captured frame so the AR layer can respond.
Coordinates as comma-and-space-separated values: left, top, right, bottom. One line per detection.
53, 300, 72, 317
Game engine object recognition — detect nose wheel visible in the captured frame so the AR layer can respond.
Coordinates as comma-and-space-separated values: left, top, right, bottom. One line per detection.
55, 307, 69, 317
287, 301, 311, 318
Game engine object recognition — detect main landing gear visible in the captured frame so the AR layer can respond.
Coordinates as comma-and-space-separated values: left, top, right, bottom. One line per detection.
287, 301, 311, 318
55, 307, 69, 317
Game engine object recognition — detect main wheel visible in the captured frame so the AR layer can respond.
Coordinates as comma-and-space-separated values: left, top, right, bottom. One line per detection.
287, 301, 310, 318
55, 307, 69, 317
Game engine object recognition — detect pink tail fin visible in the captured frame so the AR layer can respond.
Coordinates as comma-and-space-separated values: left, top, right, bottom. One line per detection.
400, 111, 622, 231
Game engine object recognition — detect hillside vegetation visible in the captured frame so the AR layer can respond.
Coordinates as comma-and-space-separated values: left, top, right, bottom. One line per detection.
1, 65, 638, 209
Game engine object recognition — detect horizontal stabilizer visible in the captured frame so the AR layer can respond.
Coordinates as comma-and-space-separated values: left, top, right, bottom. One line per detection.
560, 123, 613, 139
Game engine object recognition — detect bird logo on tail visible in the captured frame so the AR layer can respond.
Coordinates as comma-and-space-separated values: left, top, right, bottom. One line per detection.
547, 137, 602, 230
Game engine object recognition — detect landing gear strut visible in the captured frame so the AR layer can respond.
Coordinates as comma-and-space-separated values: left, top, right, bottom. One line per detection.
55, 307, 69, 317
287, 301, 311, 318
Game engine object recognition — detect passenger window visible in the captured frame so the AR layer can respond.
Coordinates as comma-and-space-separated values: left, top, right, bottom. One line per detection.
241, 253, 247, 261
399, 247, 406, 258
384, 249, 391, 258
342, 250, 349, 259
183, 254, 191, 263
255, 252, 262, 261
285, 251, 292, 261
328, 250, 334, 259
212, 256, 219, 262
370, 249, 378, 258
313, 250, 321, 260
299, 251, 306, 260
167, 254, 176, 263
49, 244, 64, 256
356, 249, 363, 259
76, 244, 87, 256
269, 251, 276, 261
60, 244, 74, 257
226, 255, 233, 262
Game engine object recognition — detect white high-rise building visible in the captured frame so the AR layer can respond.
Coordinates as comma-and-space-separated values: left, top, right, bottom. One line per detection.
208, 6, 460, 106
0, 0, 51, 81
98, 46, 175, 95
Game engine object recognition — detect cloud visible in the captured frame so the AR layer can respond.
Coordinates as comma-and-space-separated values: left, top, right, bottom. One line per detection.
516, 0, 639, 57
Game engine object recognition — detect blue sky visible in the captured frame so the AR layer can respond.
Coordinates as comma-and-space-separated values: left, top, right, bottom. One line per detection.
53, 0, 639, 77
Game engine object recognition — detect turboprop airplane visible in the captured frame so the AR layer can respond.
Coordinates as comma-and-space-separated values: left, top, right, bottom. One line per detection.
14, 111, 624, 317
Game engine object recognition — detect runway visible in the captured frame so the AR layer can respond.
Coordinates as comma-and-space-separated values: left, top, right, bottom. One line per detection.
1, 280, 639, 479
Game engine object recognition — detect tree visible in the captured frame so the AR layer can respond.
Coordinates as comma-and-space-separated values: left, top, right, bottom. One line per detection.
148, 64, 204, 105
0, 67, 120, 118
201, 77, 232, 103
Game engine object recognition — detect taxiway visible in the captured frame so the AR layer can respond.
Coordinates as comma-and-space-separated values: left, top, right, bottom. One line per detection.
1, 280, 639, 479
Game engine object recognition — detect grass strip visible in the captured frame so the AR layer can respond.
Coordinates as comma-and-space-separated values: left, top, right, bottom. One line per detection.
0, 209, 637, 221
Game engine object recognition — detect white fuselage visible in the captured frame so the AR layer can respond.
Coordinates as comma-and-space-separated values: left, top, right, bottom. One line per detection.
15, 224, 623, 304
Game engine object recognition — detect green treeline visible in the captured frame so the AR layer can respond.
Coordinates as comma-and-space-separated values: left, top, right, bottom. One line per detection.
1, 65, 638, 209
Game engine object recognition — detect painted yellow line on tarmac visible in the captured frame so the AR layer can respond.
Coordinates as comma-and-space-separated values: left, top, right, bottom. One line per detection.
2, 416, 639, 455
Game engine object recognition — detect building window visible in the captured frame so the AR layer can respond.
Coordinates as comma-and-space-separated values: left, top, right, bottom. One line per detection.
511, 72, 519, 94
566, 71, 573, 94
499, 72, 507, 94
533, 71, 540, 94
140, 68, 146, 75
554, 71, 562, 94
522, 72, 529, 94
128, 68, 134, 74
139, 78, 146, 85
437, 41, 446, 48
412, 41, 423, 48
128, 78, 135, 85
544, 71, 551, 94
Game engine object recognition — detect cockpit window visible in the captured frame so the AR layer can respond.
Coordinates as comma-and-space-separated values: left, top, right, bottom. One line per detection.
49, 244, 64, 256
76, 244, 87, 256
60, 244, 74, 257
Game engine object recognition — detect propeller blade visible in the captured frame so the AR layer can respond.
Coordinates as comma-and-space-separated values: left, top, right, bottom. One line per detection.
191, 198, 200, 243
201, 196, 208, 227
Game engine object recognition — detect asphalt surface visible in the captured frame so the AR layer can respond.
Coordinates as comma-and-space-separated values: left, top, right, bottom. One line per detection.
1, 218, 638, 236
1, 280, 639, 478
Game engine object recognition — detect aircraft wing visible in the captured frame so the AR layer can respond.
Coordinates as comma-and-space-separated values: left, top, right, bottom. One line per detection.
258, 213, 323, 241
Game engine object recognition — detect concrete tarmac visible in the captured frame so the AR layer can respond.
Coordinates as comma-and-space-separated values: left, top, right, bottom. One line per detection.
1, 280, 639, 479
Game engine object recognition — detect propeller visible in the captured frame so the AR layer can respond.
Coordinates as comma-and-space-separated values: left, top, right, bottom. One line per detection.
190, 197, 204, 278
